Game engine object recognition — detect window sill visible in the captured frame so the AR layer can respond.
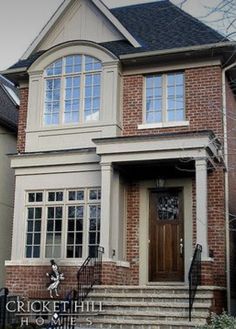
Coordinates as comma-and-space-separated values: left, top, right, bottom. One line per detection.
138, 121, 190, 130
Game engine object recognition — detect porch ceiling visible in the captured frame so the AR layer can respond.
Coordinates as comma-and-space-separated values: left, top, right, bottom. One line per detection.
113, 158, 195, 180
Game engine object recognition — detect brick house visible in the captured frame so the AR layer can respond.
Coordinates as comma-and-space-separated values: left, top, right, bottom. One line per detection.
2, 0, 236, 326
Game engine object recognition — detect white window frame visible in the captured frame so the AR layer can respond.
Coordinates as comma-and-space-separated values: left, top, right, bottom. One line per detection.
138, 72, 189, 130
43, 55, 102, 126
24, 188, 101, 260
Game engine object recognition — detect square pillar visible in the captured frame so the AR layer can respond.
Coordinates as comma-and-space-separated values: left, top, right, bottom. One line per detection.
100, 162, 113, 259
195, 158, 209, 259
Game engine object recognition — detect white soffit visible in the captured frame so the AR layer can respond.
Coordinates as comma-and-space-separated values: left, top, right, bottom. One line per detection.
21, 0, 141, 61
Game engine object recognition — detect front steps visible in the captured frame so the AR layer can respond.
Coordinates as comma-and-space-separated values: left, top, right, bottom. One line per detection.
75, 285, 214, 328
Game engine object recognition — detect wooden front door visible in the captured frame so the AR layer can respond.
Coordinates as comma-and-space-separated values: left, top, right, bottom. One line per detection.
149, 188, 184, 282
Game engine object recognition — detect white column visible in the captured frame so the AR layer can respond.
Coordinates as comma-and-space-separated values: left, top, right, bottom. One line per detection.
195, 158, 209, 259
100, 162, 113, 260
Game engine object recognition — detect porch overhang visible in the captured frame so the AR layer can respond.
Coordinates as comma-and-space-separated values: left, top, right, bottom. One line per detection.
93, 130, 222, 166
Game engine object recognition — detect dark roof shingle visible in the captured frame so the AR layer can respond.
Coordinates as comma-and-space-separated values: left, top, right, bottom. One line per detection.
8, 0, 228, 70
0, 76, 18, 131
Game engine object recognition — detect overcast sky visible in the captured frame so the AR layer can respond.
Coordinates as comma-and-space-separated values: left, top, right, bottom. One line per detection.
0, 0, 232, 71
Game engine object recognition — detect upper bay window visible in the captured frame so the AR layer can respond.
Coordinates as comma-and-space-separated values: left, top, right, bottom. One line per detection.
44, 55, 102, 126
145, 72, 185, 125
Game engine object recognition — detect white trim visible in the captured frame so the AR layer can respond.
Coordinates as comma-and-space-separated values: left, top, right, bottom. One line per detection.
120, 41, 236, 60
138, 121, 190, 130
123, 59, 222, 76
21, 0, 71, 60
5, 259, 130, 267
21, 0, 140, 61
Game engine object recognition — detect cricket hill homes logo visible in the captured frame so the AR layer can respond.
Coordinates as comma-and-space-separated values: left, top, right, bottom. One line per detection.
6, 260, 104, 327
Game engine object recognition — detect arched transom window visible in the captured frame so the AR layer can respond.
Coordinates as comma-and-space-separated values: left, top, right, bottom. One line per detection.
44, 55, 102, 125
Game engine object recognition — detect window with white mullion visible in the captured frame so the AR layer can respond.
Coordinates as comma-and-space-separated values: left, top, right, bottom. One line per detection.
145, 72, 184, 124
44, 78, 61, 125
167, 72, 184, 122
66, 205, 84, 258
25, 207, 42, 258
45, 205, 63, 258
84, 73, 100, 122
44, 55, 102, 126
146, 75, 163, 123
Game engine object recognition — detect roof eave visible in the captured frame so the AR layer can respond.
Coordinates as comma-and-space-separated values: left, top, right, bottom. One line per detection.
119, 41, 236, 61
0, 68, 28, 85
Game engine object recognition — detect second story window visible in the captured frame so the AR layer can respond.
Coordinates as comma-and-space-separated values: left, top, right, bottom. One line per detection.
145, 72, 185, 124
44, 55, 102, 126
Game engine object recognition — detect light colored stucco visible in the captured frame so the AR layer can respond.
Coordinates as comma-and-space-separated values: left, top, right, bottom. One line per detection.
37, 0, 123, 52
0, 125, 16, 286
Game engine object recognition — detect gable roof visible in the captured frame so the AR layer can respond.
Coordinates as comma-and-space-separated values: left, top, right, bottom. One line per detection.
21, 0, 141, 61
5, 0, 234, 72
0, 76, 19, 132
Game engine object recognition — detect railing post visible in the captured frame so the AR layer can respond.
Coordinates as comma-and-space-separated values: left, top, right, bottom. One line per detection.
188, 244, 202, 322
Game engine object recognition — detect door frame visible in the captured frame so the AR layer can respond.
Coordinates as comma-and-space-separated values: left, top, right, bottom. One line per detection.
148, 187, 184, 282
139, 178, 192, 285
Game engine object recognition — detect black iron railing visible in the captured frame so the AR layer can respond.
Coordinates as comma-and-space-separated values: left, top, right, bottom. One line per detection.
77, 246, 104, 304
0, 288, 8, 329
188, 244, 202, 321
55, 246, 103, 329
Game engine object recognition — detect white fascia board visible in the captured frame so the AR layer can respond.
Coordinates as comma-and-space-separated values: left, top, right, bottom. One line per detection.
94, 135, 217, 157
92, 0, 141, 48
100, 149, 208, 164
120, 41, 236, 60
21, 0, 72, 60
10, 150, 100, 169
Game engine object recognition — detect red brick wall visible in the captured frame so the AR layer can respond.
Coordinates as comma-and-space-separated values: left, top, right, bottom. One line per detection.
6, 265, 77, 299
17, 87, 28, 153
122, 66, 223, 139
226, 78, 236, 297
6, 263, 130, 298
126, 183, 140, 285
208, 168, 226, 287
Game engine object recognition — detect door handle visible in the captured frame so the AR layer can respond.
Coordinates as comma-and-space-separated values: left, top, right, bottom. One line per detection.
180, 238, 184, 256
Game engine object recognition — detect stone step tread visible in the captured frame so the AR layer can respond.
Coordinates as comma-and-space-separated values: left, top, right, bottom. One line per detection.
77, 317, 206, 326
93, 309, 208, 318
93, 285, 223, 291
88, 292, 213, 299
90, 300, 211, 308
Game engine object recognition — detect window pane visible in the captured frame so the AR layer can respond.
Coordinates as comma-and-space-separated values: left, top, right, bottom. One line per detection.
66, 204, 84, 258
44, 78, 61, 126
25, 205, 42, 258
146, 75, 163, 123
167, 73, 184, 122
45, 59, 62, 76
65, 55, 82, 74
64, 76, 80, 123
85, 56, 102, 72
84, 73, 101, 122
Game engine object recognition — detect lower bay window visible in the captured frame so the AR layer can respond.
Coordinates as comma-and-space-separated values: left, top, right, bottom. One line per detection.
25, 188, 101, 259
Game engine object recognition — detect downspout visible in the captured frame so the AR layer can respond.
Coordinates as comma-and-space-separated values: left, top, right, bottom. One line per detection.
222, 61, 236, 314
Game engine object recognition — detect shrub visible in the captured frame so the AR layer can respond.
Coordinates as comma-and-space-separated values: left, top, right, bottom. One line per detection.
197, 312, 236, 328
